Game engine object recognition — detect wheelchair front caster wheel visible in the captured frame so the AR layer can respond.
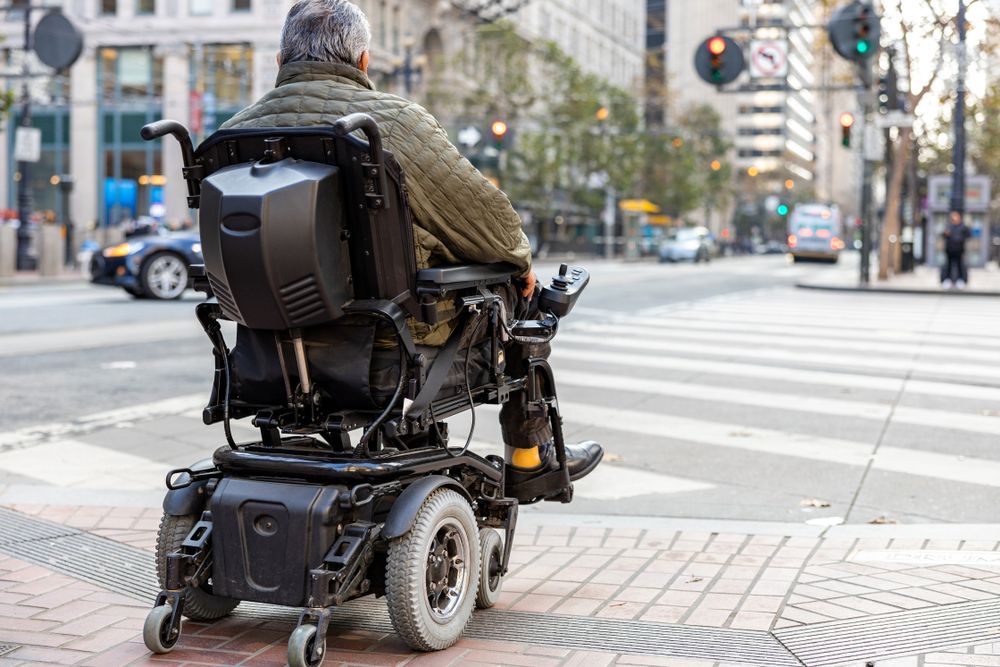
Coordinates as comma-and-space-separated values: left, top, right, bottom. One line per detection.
476, 528, 504, 609
386, 488, 480, 651
288, 624, 324, 667
143, 604, 179, 654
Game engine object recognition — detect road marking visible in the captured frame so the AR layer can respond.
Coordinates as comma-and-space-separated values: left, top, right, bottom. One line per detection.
572, 463, 713, 499
604, 314, 1000, 349
556, 401, 1000, 488
572, 322, 1000, 362
552, 348, 1000, 402
557, 332, 1000, 380
0, 394, 206, 451
0, 439, 171, 491
0, 319, 203, 357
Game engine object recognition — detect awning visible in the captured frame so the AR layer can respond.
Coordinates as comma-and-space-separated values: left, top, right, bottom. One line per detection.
619, 199, 661, 214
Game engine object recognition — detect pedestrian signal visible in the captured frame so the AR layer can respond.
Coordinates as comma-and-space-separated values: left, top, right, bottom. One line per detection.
694, 35, 744, 86
490, 120, 508, 149
828, 1, 881, 63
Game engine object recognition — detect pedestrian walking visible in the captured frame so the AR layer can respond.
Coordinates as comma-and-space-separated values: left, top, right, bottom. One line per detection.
941, 211, 972, 289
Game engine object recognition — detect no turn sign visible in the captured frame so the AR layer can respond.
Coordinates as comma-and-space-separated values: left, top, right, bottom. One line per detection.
749, 40, 788, 79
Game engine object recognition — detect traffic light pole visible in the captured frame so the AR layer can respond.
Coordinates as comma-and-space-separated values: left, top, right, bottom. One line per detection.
15, 5, 34, 271
949, 0, 966, 217
857, 64, 875, 286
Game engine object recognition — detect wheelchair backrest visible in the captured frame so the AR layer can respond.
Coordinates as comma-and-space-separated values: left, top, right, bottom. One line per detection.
193, 124, 419, 330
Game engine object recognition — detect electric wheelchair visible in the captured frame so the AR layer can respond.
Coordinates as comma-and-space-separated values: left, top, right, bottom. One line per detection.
138, 114, 590, 666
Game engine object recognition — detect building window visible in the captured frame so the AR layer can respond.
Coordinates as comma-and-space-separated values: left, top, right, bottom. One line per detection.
232, 0, 250, 11
100, 0, 117, 15
190, 0, 211, 15
136, 0, 154, 15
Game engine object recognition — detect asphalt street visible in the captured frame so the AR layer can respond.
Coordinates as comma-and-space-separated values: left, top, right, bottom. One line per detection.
2, 254, 999, 526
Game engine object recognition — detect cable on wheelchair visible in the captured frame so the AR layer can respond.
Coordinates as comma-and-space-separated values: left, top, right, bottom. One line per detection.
449, 310, 489, 458
221, 348, 237, 449
355, 332, 408, 457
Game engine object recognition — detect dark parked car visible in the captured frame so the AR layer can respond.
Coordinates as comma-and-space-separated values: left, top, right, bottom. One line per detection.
90, 230, 202, 300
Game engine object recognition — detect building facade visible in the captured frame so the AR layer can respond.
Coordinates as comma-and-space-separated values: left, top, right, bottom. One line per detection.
511, 0, 645, 94
650, 0, 857, 231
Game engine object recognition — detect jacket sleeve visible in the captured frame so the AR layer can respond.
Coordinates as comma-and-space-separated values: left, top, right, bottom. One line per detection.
384, 103, 533, 276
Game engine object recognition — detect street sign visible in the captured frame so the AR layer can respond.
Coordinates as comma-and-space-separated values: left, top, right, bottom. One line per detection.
749, 40, 788, 79
458, 126, 482, 148
33, 10, 83, 71
14, 127, 41, 163
863, 123, 884, 161
875, 110, 915, 128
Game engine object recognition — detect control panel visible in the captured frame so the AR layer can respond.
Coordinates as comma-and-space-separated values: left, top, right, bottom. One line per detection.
538, 264, 590, 318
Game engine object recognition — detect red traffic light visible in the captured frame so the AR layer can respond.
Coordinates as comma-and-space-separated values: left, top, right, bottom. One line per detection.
708, 37, 727, 56
491, 120, 508, 139
839, 112, 855, 128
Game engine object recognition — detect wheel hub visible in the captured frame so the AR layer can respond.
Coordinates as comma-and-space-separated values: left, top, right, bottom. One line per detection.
425, 522, 469, 621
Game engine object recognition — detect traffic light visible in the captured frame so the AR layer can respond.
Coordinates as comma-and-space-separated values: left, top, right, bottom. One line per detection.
828, 1, 881, 63
490, 120, 508, 149
777, 203, 790, 217
839, 112, 854, 148
694, 35, 744, 86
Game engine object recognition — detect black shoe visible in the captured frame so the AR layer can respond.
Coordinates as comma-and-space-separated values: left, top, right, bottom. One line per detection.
505, 441, 604, 503
564, 440, 604, 481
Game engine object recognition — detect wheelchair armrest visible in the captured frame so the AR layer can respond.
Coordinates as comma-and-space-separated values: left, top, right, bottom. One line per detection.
415, 262, 518, 293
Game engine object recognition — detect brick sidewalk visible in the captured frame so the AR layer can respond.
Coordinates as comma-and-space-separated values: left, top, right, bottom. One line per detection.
3, 505, 1000, 666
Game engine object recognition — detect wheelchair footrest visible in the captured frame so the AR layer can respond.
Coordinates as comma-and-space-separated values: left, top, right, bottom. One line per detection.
504, 467, 573, 505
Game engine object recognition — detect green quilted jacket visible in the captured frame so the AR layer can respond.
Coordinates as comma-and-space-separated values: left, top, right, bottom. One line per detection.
221, 61, 532, 346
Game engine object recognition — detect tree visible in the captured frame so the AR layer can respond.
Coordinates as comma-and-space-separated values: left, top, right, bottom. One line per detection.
640, 104, 733, 225
878, 0, 987, 280
447, 22, 643, 222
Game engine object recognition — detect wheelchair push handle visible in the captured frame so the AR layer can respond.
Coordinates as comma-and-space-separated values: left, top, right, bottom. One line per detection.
332, 113, 383, 160
140, 120, 201, 208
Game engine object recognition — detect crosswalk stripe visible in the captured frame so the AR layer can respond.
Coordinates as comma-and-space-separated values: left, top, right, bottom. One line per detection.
672, 309, 996, 336
0, 320, 202, 357
554, 370, 1000, 437
570, 323, 1000, 362
578, 315, 1000, 349
556, 333, 1000, 380
552, 348, 1000, 402
556, 401, 1000, 488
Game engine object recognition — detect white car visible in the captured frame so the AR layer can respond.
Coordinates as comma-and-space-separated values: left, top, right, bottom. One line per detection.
659, 227, 715, 263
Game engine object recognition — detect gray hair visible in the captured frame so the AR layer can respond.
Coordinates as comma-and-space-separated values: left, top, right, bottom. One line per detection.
279, 0, 371, 67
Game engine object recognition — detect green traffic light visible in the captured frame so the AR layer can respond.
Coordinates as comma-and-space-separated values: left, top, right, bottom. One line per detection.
856, 40, 870, 54
777, 204, 789, 216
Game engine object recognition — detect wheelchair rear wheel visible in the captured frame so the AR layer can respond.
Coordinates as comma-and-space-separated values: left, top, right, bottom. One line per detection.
155, 513, 239, 621
385, 488, 480, 651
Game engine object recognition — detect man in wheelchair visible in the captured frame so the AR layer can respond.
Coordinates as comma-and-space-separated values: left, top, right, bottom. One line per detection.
135, 1, 600, 664
221, 0, 603, 495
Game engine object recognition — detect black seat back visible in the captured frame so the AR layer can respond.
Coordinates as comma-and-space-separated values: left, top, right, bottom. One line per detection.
194, 122, 419, 330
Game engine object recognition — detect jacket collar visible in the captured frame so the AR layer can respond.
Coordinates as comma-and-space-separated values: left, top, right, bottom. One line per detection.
275, 61, 375, 90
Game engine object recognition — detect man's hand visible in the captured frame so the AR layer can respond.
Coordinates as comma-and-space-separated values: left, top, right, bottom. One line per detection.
520, 271, 537, 298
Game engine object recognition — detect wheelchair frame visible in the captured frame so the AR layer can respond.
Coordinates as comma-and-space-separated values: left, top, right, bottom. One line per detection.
138, 115, 586, 666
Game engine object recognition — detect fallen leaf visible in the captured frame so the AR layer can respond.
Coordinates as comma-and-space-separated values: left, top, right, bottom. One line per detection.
609, 602, 627, 607
686, 576, 704, 584
604, 453, 625, 463
868, 515, 898, 525
800, 498, 832, 509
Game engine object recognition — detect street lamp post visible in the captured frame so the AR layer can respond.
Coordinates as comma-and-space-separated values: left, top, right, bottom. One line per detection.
949, 0, 967, 218
15, 4, 34, 271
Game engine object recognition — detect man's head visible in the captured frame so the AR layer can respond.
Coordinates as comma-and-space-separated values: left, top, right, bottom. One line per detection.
279, 0, 371, 73
950, 211, 963, 225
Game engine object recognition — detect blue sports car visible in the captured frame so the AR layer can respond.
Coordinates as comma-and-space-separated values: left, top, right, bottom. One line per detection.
90, 230, 202, 300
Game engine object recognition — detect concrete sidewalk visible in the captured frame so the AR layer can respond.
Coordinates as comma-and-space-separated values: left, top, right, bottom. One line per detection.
3, 504, 1000, 666
797, 263, 1000, 296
